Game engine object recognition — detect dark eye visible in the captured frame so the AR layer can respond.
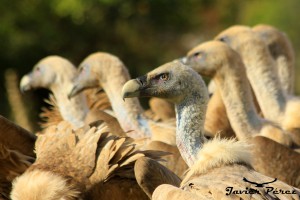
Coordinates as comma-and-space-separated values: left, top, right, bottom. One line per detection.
193, 52, 201, 57
159, 73, 169, 81
36, 67, 40, 71
219, 36, 228, 43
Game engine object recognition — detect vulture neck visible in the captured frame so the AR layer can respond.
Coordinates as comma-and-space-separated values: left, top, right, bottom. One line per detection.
175, 85, 208, 167
214, 58, 264, 139
238, 37, 287, 122
100, 66, 151, 139
50, 81, 89, 129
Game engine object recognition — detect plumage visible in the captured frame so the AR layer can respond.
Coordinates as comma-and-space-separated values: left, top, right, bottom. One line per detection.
122, 60, 300, 199
148, 97, 175, 121
11, 121, 167, 199
253, 24, 295, 95
204, 87, 235, 139
0, 116, 35, 199
134, 157, 181, 198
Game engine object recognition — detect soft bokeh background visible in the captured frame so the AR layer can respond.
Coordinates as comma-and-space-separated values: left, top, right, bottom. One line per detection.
1, 0, 299, 132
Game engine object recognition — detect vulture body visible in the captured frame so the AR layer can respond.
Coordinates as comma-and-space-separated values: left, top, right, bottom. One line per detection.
184, 41, 300, 187
215, 25, 300, 146
11, 121, 166, 199
122, 59, 300, 199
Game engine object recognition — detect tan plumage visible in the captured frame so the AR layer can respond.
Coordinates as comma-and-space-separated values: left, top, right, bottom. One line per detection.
11, 121, 167, 199
204, 87, 235, 138
185, 41, 300, 187
147, 97, 175, 121
145, 141, 188, 177
215, 25, 300, 146
0, 116, 35, 199
253, 24, 295, 95
154, 164, 300, 200
122, 60, 300, 199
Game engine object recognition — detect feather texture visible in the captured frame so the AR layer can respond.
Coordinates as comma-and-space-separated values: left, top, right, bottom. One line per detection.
11, 121, 167, 199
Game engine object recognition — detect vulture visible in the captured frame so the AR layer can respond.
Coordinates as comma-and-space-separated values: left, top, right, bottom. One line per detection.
68, 52, 177, 144
10, 121, 166, 200
0, 115, 36, 199
253, 24, 295, 95
122, 60, 300, 199
183, 40, 300, 187
68, 52, 188, 177
215, 25, 300, 146
19, 56, 124, 135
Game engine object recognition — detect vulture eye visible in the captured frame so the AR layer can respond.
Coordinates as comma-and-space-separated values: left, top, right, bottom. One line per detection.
36, 67, 40, 71
159, 73, 169, 81
218, 36, 228, 43
193, 52, 203, 60
193, 52, 202, 58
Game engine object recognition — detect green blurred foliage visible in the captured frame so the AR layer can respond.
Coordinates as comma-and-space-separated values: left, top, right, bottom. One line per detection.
0, 0, 299, 128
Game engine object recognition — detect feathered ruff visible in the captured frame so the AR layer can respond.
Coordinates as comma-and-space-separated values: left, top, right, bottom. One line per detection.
83, 88, 111, 111
39, 88, 111, 129
0, 144, 34, 199
182, 138, 252, 185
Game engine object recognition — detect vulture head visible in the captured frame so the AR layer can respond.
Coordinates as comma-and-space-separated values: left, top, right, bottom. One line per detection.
122, 60, 207, 105
214, 25, 256, 52
20, 56, 77, 92
68, 52, 128, 99
181, 40, 242, 78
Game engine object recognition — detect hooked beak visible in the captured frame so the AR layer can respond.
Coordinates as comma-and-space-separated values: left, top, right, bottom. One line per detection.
122, 74, 150, 100
20, 75, 32, 93
179, 56, 188, 65
122, 79, 142, 100
68, 84, 85, 99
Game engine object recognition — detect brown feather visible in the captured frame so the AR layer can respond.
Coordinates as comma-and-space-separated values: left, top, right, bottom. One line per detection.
39, 88, 112, 129
135, 157, 181, 198
0, 115, 36, 157
11, 121, 167, 199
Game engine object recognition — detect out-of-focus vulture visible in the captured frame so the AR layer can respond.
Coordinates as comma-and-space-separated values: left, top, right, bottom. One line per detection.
68, 52, 177, 144
10, 121, 166, 200
122, 60, 300, 199
19, 56, 124, 136
184, 41, 300, 187
253, 24, 295, 95
215, 25, 300, 146
0, 115, 36, 199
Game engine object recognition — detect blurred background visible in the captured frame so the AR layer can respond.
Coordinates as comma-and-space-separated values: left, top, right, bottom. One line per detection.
1, 0, 300, 132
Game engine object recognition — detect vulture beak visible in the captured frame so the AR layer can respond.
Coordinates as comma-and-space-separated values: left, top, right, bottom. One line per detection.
122, 75, 148, 100
179, 56, 188, 65
68, 83, 85, 99
20, 75, 32, 93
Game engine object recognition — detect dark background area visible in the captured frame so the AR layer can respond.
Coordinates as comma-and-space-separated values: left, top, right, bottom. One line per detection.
1, 0, 299, 132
